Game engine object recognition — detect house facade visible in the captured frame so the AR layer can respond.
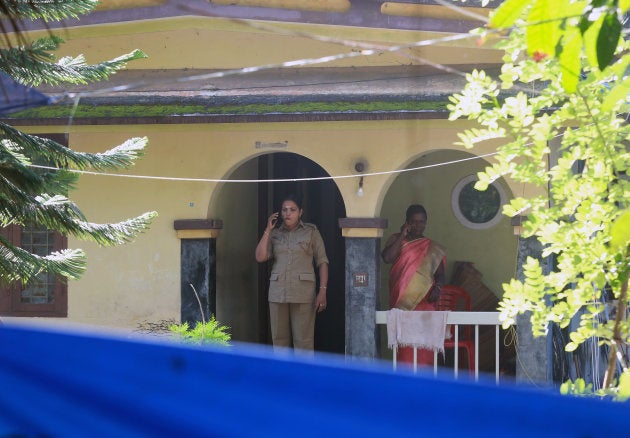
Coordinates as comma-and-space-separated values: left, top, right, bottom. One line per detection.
2, 0, 549, 381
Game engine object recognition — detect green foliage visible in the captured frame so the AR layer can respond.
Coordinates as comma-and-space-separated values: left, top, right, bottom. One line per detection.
561, 371, 630, 401
0, 1, 156, 285
486, 0, 629, 92
560, 378, 595, 397
169, 317, 232, 347
450, 0, 630, 390
0, 35, 147, 87
617, 370, 630, 401
611, 209, 630, 252
0, 0, 99, 22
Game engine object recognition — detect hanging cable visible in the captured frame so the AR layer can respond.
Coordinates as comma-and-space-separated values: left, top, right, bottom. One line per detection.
29, 151, 499, 184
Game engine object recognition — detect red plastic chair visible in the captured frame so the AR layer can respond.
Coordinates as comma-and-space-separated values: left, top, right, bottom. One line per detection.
436, 285, 475, 372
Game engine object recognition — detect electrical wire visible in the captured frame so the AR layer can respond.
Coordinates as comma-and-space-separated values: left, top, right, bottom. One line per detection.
29, 151, 500, 184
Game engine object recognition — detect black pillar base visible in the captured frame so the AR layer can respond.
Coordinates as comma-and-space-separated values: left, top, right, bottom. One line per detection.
174, 219, 222, 326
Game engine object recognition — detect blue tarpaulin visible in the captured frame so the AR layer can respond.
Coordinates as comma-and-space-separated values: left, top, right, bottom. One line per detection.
0, 323, 627, 437
0, 73, 50, 115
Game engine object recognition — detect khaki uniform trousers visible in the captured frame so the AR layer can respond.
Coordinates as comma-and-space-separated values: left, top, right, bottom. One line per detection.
269, 301, 316, 352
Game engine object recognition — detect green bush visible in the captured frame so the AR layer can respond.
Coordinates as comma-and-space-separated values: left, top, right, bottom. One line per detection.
168, 317, 231, 347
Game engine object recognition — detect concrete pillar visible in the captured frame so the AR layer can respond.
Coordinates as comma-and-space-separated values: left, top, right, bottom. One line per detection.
173, 219, 222, 325
512, 216, 552, 385
339, 217, 387, 359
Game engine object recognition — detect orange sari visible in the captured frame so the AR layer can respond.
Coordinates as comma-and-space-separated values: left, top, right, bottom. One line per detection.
389, 237, 446, 365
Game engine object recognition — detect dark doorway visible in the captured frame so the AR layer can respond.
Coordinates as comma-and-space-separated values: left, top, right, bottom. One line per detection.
257, 152, 346, 354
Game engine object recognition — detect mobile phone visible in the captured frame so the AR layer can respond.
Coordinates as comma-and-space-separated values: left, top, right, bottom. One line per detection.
274, 212, 282, 228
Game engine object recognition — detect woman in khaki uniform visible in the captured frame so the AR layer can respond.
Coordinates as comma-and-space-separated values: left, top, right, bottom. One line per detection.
255, 194, 329, 352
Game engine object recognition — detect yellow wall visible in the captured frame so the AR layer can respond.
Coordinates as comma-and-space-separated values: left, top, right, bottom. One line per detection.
213, 160, 260, 342
30, 16, 503, 69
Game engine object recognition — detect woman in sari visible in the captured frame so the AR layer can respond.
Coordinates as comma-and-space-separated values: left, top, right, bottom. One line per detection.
382, 204, 446, 365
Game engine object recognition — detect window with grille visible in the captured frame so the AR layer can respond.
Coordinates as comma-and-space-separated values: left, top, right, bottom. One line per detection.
0, 134, 68, 317
20, 223, 58, 305
0, 223, 68, 317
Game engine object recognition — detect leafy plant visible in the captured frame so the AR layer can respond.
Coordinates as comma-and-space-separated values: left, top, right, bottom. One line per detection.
560, 378, 596, 397
168, 284, 231, 346
561, 370, 630, 401
0, 0, 157, 285
449, 0, 629, 391
169, 318, 231, 347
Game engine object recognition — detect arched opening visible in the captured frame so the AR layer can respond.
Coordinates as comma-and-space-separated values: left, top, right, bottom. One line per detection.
378, 149, 517, 372
215, 152, 346, 354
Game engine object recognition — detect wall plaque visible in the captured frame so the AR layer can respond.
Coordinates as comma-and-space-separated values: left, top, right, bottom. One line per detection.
353, 272, 369, 287
255, 141, 288, 149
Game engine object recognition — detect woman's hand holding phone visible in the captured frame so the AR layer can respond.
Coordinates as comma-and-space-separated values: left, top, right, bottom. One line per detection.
268, 212, 280, 230
400, 222, 410, 238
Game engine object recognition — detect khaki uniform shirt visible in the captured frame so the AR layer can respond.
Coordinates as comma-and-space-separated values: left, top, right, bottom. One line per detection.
266, 221, 329, 303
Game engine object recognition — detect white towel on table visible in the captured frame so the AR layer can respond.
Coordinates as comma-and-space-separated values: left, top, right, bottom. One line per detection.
386, 308, 449, 353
